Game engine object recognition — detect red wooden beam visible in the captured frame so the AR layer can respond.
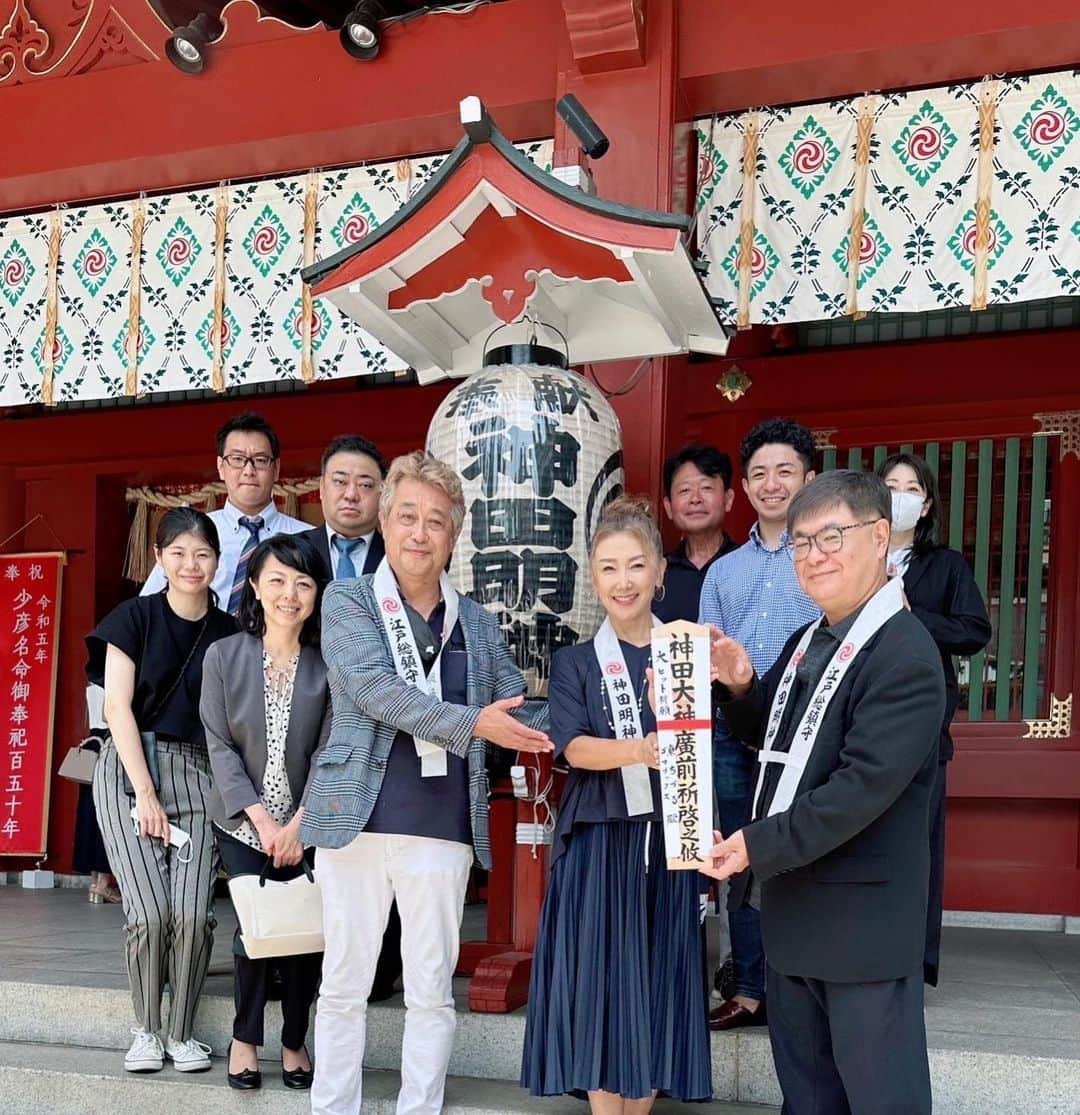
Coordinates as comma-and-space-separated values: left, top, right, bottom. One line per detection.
678, 0, 1080, 116
949, 749, 1080, 799
0, 0, 560, 215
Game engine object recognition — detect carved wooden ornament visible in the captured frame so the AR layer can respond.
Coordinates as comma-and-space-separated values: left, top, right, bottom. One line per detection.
303, 96, 729, 383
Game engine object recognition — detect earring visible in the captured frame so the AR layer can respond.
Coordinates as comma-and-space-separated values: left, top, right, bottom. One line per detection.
654, 584, 667, 602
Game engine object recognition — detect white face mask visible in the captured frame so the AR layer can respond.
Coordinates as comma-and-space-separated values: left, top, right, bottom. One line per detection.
891, 490, 924, 533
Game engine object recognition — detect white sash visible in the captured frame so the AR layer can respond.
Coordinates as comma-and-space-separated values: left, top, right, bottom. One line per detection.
594, 617, 657, 817
373, 558, 459, 778
754, 577, 904, 817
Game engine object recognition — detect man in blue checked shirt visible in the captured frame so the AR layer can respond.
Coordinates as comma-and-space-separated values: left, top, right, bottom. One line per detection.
699, 417, 821, 1030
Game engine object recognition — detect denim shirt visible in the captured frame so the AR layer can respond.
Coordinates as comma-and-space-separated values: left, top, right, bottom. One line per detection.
698, 522, 821, 743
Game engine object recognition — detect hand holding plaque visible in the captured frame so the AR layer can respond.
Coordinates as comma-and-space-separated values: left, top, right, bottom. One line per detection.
636, 731, 660, 770
699, 828, 750, 882
707, 626, 754, 694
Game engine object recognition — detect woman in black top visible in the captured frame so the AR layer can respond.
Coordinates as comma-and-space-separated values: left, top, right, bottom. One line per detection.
521, 497, 711, 1110
87, 507, 236, 1075
879, 452, 992, 985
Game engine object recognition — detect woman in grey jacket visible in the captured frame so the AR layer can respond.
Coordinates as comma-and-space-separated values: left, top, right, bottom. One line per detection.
200, 533, 331, 1092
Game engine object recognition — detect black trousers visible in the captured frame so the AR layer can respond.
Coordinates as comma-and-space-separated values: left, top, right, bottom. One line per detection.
216, 829, 322, 1050
766, 966, 931, 1115
924, 760, 947, 986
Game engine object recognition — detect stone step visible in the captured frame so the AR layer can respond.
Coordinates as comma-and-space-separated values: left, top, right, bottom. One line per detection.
2, 978, 1080, 1112
0, 1040, 775, 1115
0, 975, 756, 1094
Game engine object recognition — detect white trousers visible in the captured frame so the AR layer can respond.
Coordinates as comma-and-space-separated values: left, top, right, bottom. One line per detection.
311, 832, 473, 1115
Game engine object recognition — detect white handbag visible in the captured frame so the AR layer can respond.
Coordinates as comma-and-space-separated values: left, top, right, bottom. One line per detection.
228, 859, 324, 959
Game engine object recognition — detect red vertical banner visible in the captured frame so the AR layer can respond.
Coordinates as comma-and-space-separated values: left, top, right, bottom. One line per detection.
0, 553, 64, 856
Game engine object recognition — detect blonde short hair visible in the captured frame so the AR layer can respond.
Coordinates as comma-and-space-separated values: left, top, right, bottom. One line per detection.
589, 495, 663, 562
379, 451, 466, 535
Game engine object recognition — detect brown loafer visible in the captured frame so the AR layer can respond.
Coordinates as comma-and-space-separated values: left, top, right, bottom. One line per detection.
709, 999, 767, 1030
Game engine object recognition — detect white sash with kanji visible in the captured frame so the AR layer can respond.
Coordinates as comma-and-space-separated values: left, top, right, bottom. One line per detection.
594, 617, 657, 816
373, 558, 459, 778
754, 576, 904, 817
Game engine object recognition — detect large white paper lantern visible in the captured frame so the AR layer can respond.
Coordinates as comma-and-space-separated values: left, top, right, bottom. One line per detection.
427, 346, 624, 695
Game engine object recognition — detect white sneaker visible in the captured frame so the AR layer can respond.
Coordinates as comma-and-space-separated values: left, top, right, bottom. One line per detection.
164, 1035, 212, 1072
124, 1028, 164, 1073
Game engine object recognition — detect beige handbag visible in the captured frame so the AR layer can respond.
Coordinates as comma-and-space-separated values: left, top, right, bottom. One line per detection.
228, 860, 324, 959
58, 734, 104, 785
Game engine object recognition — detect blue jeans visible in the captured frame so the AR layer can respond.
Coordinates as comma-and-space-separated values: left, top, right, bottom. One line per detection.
714, 735, 766, 1001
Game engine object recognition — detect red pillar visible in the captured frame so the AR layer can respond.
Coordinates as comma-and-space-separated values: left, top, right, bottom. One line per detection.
556, 0, 684, 504
467, 0, 683, 1012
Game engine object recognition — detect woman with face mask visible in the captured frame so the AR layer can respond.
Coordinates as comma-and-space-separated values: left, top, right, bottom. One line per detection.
878, 453, 991, 986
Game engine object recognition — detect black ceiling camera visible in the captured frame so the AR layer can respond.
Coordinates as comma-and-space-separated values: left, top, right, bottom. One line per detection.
556, 94, 610, 160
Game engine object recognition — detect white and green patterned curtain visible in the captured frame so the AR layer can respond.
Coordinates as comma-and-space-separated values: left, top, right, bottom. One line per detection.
0, 141, 552, 406
695, 70, 1080, 325
0, 214, 50, 406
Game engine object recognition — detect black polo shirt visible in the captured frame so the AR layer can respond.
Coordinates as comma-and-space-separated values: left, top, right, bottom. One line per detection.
655, 535, 738, 623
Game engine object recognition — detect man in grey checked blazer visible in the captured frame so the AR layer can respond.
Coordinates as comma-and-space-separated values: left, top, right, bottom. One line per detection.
302, 452, 551, 1115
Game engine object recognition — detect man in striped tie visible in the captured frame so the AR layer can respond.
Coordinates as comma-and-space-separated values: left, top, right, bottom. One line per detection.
140, 412, 308, 611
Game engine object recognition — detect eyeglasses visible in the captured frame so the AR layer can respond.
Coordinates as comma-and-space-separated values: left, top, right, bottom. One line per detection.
785, 519, 881, 562
221, 452, 276, 471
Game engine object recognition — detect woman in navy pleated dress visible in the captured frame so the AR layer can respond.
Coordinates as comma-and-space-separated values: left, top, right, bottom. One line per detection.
522, 497, 712, 1112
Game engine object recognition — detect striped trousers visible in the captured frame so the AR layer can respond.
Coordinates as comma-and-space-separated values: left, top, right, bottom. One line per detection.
93, 738, 218, 1042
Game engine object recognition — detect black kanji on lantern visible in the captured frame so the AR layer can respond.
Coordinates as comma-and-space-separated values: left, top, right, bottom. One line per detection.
470, 497, 577, 550
531, 372, 600, 422
471, 549, 577, 614
462, 414, 580, 497
441, 374, 502, 420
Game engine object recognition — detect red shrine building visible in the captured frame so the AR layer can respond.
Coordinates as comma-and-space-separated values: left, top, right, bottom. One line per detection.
2, 0, 1079, 958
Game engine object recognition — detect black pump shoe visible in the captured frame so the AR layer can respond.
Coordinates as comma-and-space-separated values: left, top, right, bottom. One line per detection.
281, 1046, 314, 1090
226, 1042, 262, 1091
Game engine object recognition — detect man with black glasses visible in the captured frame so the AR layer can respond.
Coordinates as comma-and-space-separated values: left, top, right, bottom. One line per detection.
703, 470, 945, 1115
141, 412, 307, 612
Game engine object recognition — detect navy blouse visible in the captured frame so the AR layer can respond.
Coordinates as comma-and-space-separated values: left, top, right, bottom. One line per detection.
549, 638, 660, 864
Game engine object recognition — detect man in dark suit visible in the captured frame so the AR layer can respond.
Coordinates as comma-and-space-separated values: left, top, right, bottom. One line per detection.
300, 433, 399, 1000
703, 469, 946, 1115
298, 434, 387, 579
